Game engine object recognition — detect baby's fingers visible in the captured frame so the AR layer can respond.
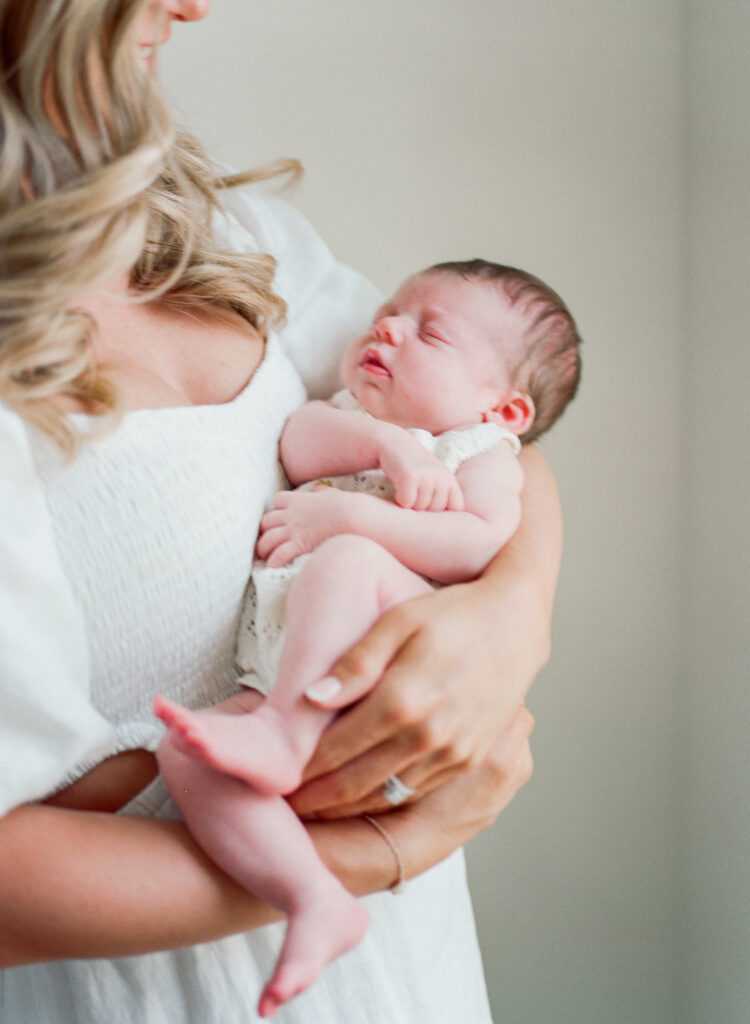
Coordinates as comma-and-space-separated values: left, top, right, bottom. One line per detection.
393, 478, 418, 510
265, 540, 301, 568
256, 526, 289, 560
425, 480, 458, 512
446, 481, 465, 512
259, 509, 287, 533
273, 491, 293, 509
413, 482, 439, 511
423, 479, 462, 512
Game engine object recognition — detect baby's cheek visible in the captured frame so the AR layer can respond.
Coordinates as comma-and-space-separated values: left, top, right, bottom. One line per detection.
417, 375, 450, 412
339, 346, 360, 388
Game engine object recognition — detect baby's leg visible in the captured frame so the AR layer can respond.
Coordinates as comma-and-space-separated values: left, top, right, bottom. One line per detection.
157, 737, 368, 1017
155, 536, 431, 794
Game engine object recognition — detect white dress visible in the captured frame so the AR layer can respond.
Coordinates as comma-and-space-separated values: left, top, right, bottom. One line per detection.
0, 188, 494, 1024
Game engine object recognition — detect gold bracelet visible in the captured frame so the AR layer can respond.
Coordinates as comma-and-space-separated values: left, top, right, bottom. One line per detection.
362, 814, 407, 895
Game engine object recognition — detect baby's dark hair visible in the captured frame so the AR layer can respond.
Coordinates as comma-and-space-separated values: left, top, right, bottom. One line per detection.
426, 259, 582, 443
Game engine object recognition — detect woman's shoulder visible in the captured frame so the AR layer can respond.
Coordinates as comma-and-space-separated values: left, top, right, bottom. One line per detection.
0, 397, 31, 452
213, 181, 381, 311
212, 178, 333, 291
0, 399, 53, 490
213, 178, 382, 400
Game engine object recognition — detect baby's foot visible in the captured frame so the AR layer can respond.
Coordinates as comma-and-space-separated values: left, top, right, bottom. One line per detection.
153, 695, 213, 761
258, 884, 369, 1017
153, 696, 305, 795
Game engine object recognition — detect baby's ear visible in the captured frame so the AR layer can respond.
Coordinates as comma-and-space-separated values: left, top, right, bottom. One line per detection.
483, 391, 535, 436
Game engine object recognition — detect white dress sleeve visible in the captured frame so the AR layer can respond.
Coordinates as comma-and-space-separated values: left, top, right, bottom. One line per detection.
0, 403, 115, 817
213, 186, 383, 398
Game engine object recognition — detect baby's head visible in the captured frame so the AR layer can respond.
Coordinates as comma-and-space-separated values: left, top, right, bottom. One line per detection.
340, 259, 581, 442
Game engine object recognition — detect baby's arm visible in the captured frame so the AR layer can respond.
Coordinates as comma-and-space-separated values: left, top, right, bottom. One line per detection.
258, 441, 523, 584
279, 401, 463, 512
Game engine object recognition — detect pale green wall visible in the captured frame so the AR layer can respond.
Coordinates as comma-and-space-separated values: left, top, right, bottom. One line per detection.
161, 3, 748, 1020
680, 3, 750, 1022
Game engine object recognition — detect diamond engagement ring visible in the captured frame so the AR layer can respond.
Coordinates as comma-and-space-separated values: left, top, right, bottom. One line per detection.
382, 774, 415, 807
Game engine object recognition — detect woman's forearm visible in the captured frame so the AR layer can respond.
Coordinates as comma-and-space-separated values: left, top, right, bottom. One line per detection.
0, 803, 391, 967
478, 443, 562, 627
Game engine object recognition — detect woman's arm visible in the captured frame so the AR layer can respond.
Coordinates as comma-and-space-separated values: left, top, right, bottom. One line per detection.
0, 704, 533, 967
0, 802, 277, 966
288, 443, 559, 818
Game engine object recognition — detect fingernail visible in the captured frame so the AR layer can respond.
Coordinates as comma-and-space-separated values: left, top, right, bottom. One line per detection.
305, 676, 342, 702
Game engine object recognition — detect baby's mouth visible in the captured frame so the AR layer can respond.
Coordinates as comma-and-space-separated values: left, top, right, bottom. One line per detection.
361, 347, 391, 377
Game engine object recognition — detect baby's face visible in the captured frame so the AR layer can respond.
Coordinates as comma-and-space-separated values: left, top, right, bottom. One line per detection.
340, 272, 521, 434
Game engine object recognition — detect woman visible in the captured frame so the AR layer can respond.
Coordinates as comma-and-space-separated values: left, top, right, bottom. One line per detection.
0, 1, 560, 1021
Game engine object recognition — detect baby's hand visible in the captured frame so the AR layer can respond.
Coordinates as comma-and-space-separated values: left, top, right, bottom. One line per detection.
256, 486, 355, 567
379, 433, 464, 512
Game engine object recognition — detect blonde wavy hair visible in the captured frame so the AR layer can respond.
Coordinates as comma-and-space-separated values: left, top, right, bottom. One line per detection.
0, 0, 299, 454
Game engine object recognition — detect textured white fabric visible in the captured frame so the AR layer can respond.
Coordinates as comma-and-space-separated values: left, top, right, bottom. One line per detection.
0, 405, 115, 815
31, 335, 304, 782
0, 189, 493, 1024
237, 387, 520, 696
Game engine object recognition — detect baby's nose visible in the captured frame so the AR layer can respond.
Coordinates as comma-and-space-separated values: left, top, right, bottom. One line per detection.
373, 316, 407, 345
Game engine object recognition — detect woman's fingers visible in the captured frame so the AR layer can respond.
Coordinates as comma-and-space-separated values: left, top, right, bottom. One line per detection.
408, 705, 536, 834
301, 590, 503, 797
288, 736, 415, 817
293, 703, 534, 820
301, 655, 437, 786
303, 603, 419, 714
484, 704, 535, 778
480, 707, 535, 821
291, 724, 462, 818
306, 761, 461, 820
301, 604, 432, 779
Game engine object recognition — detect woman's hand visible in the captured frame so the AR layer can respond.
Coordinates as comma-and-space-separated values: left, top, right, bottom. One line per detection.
288, 575, 546, 818
383, 703, 535, 881
287, 443, 559, 820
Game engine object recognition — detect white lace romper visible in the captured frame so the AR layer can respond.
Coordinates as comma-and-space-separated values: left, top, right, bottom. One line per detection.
237, 388, 521, 696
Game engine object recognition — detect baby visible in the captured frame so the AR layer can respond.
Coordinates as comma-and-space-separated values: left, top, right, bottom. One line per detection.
154, 259, 581, 1016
